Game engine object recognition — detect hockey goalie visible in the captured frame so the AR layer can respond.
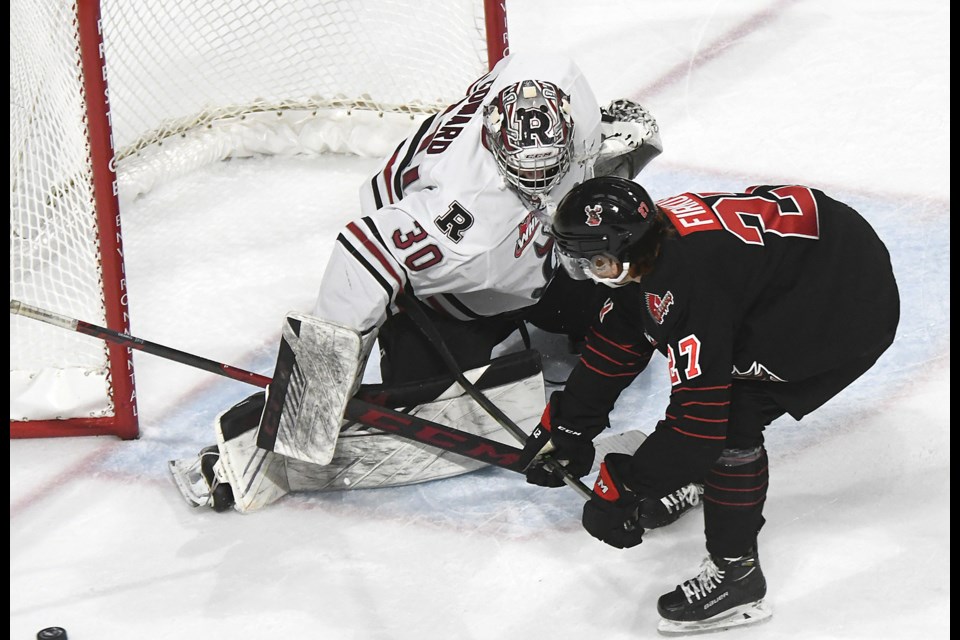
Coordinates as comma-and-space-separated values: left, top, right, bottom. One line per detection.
170, 52, 675, 514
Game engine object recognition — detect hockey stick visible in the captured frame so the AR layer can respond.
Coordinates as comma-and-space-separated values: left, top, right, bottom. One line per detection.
10, 299, 273, 387
10, 299, 524, 471
396, 292, 594, 500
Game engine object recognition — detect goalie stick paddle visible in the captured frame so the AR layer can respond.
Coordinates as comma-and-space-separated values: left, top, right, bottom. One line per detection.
9, 299, 525, 471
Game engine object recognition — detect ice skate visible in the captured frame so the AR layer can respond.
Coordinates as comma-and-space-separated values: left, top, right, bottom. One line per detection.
656, 548, 772, 635
639, 482, 704, 529
169, 445, 235, 512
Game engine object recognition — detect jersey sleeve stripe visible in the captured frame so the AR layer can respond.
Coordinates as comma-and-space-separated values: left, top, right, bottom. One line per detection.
678, 414, 727, 424
583, 342, 640, 366
390, 114, 438, 201
370, 171, 384, 210
336, 234, 398, 303
345, 221, 407, 292
381, 146, 403, 205
669, 425, 727, 440
588, 327, 647, 356
579, 358, 643, 378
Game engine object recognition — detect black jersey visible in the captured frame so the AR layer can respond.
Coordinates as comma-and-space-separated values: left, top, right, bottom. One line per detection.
556, 185, 899, 496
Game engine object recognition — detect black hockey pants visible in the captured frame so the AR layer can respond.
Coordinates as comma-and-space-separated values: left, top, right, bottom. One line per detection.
377, 271, 606, 385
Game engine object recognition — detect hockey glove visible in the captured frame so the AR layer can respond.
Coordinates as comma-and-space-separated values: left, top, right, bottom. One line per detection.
520, 403, 599, 488
582, 453, 645, 549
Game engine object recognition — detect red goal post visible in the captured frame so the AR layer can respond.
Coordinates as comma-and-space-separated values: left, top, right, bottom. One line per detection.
9, 0, 509, 440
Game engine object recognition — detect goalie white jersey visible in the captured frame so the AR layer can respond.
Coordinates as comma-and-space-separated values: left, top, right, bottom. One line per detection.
313, 52, 603, 334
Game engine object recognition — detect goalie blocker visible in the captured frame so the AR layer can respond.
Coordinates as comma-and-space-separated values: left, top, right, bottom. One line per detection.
256, 313, 373, 466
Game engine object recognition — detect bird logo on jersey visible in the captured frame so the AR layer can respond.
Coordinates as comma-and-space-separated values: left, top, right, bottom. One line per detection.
585, 204, 603, 226
646, 291, 674, 324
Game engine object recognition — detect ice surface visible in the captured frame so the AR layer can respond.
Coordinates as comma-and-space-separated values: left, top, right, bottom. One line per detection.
11, 2, 949, 638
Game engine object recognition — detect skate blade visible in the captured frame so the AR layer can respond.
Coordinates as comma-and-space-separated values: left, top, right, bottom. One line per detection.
168, 458, 210, 508
657, 600, 772, 636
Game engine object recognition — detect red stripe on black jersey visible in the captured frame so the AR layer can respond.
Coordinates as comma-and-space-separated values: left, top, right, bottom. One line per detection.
579, 326, 653, 377
663, 383, 731, 441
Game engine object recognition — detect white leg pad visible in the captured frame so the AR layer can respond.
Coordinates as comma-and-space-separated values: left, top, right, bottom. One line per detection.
286, 365, 545, 491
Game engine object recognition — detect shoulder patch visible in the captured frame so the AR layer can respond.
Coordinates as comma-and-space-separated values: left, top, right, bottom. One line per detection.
645, 291, 674, 324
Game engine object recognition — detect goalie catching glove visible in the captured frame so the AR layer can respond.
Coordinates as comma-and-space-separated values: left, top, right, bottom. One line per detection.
582, 452, 645, 549
520, 395, 606, 487
595, 99, 663, 180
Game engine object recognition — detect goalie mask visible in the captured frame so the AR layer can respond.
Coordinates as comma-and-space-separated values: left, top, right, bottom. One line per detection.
550, 176, 658, 287
483, 79, 575, 206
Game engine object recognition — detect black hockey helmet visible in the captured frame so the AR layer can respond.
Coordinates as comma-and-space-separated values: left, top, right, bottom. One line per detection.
550, 176, 659, 285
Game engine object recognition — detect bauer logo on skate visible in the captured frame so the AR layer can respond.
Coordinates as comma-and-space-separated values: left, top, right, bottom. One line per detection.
704, 592, 729, 610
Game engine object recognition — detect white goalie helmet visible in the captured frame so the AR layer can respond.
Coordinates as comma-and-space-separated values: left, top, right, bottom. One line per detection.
483, 79, 576, 206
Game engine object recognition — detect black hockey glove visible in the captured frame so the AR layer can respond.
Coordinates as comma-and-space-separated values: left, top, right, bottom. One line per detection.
519, 403, 599, 488
581, 453, 645, 549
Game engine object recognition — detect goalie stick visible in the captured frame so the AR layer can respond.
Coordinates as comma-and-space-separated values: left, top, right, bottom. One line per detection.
12, 300, 648, 481
9, 299, 529, 471
10, 299, 272, 387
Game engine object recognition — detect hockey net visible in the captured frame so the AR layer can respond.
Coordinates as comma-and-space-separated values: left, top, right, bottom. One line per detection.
10, 0, 509, 439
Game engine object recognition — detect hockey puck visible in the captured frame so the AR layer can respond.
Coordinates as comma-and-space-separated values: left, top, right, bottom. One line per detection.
37, 628, 68, 640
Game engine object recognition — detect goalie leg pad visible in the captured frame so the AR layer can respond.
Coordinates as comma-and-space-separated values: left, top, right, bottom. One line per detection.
287, 357, 546, 491
256, 313, 373, 466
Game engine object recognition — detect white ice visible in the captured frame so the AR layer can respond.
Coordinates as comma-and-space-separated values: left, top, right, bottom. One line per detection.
10, 1, 950, 639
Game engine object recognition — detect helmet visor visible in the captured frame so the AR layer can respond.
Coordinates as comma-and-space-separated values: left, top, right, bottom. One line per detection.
556, 248, 632, 287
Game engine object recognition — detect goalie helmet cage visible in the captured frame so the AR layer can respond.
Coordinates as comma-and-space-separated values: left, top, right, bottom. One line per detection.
9, 0, 509, 440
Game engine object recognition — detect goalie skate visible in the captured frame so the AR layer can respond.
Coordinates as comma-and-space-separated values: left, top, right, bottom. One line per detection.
169, 455, 210, 508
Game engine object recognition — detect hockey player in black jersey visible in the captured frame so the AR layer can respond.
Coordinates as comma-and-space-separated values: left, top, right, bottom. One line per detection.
520, 175, 900, 634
